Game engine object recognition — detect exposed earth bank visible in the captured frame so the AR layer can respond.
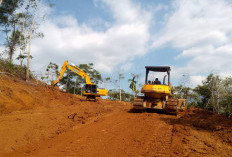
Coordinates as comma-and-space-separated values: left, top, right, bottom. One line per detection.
0, 74, 232, 157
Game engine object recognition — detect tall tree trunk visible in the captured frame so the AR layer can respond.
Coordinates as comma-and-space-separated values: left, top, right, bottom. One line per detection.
9, 18, 16, 63
26, 22, 34, 80
9, 45, 14, 63
216, 90, 220, 114
74, 77, 78, 95
119, 74, 121, 101
20, 59, 23, 66
26, 0, 37, 80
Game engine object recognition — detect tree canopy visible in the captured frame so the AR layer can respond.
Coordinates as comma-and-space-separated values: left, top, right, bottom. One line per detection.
58, 63, 103, 95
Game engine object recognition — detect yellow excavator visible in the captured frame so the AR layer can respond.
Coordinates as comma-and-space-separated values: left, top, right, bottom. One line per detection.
133, 66, 187, 114
51, 60, 107, 101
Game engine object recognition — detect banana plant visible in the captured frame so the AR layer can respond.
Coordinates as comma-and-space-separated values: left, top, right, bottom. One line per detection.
129, 76, 137, 98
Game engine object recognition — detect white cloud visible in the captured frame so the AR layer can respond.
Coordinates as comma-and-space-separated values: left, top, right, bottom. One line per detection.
98, 0, 151, 24
31, 0, 151, 73
190, 75, 205, 86
152, 0, 232, 87
120, 62, 132, 72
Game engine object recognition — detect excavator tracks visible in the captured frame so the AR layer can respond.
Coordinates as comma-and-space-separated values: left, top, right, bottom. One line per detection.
132, 96, 145, 112
132, 97, 186, 115
166, 98, 178, 115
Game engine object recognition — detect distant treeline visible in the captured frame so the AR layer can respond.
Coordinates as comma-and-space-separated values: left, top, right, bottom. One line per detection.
1, 57, 231, 117
172, 74, 232, 117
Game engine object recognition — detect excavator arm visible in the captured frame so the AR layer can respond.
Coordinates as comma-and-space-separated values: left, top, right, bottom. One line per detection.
51, 60, 107, 100
51, 60, 92, 86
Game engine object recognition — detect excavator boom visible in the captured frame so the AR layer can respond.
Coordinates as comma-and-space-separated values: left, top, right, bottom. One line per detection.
52, 60, 92, 86
51, 60, 107, 101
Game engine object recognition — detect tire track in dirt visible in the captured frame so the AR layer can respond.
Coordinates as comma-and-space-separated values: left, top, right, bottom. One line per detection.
1, 75, 232, 157
3, 109, 232, 157
16, 111, 175, 157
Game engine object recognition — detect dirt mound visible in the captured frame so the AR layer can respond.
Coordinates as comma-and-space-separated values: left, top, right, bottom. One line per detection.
162, 108, 232, 156
0, 74, 131, 154
179, 108, 232, 143
0, 60, 30, 80
0, 74, 75, 114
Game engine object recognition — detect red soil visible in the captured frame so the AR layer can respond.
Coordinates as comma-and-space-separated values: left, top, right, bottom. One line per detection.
0, 74, 231, 157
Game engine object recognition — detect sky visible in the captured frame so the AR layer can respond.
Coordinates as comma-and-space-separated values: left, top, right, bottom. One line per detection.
2, 0, 232, 93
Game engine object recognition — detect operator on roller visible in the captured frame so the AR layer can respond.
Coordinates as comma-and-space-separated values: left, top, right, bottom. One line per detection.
154, 78, 161, 84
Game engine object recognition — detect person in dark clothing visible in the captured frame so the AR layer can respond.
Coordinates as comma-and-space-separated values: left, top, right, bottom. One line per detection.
154, 78, 161, 84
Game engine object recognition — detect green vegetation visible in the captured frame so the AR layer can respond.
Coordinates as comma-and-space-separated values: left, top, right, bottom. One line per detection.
41, 62, 59, 83
128, 75, 137, 99
108, 89, 133, 102
0, 58, 33, 79
51, 63, 103, 95
172, 74, 232, 117
1, 57, 232, 117
0, 0, 53, 80
0, 1, 231, 117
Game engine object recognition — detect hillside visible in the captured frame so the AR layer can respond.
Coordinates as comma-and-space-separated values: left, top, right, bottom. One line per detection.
0, 74, 130, 155
0, 74, 232, 157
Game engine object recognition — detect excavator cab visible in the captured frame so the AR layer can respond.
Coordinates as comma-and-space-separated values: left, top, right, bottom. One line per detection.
83, 84, 108, 101
84, 84, 97, 94
83, 84, 98, 101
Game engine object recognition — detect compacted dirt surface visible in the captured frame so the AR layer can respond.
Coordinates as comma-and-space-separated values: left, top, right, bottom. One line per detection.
0, 74, 232, 157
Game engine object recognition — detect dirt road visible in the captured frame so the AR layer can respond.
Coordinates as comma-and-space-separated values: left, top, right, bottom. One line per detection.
26, 111, 174, 157
5, 109, 232, 157
1, 75, 232, 157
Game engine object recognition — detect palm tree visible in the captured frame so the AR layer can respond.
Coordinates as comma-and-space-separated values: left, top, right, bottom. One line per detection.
16, 54, 32, 66
129, 76, 137, 98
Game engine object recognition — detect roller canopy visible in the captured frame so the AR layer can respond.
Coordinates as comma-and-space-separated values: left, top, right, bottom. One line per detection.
145, 66, 171, 72
145, 66, 171, 84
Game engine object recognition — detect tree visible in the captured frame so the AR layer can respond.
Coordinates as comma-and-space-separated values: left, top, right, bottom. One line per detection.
108, 89, 132, 102
172, 85, 198, 108
26, 0, 39, 80
41, 62, 59, 84
0, 0, 24, 62
16, 54, 32, 66
192, 74, 232, 116
19, 0, 52, 80
78, 63, 103, 85
117, 72, 124, 101
220, 77, 232, 116
203, 74, 223, 113
128, 76, 136, 98
193, 84, 211, 108
172, 85, 191, 99
58, 63, 103, 95
0, 0, 52, 80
